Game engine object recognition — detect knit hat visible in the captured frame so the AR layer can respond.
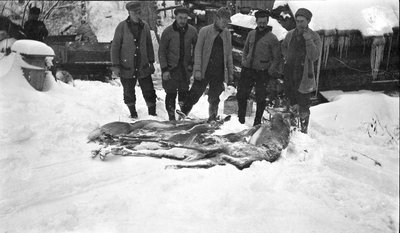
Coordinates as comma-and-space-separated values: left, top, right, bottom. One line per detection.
29, 7, 40, 15
216, 7, 231, 22
295, 8, 312, 21
254, 10, 269, 20
174, 7, 190, 15
125, 1, 141, 11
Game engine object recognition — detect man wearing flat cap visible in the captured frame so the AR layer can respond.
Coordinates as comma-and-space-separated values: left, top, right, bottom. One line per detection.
178, 7, 233, 122
24, 6, 48, 42
111, 1, 157, 118
158, 7, 197, 121
281, 8, 321, 133
237, 9, 281, 126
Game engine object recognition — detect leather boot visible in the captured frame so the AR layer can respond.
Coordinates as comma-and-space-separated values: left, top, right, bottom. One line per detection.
253, 101, 266, 126
148, 105, 157, 116
208, 103, 219, 122
180, 103, 192, 116
128, 105, 138, 119
237, 99, 247, 124
300, 113, 310, 134
165, 93, 176, 121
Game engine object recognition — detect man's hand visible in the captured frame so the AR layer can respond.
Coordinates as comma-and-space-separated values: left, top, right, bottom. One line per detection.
187, 65, 193, 72
162, 71, 171, 81
194, 70, 202, 80
227, 80, 236, 88
303, 29, 313, 41
111, 66, 120, 78
149, 63, 155, 74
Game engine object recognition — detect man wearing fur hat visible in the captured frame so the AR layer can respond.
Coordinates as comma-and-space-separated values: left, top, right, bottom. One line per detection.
23, 6, 48, 42
237, 10, 281, 126
111, 1, 157, 118
158, 7, 197, 121
178, 7, 233, 122
281, 8, 321, 133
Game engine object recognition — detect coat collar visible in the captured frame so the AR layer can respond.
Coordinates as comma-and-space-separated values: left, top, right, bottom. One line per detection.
255, 25, 272, 34
213, 23, 223, 33
172, 20, 188, 32
125, 16, 144, 28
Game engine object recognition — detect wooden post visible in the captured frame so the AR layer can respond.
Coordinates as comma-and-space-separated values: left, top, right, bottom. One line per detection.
386, 34, 393, 70
315, 34, 324, 97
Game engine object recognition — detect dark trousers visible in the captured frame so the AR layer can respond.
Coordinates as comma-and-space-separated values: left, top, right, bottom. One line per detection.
163, 66, 189, 120
236, 67, 268, 125
181, 73, 224, 119
120, 76, 157, 108
285, 84, 311, 116
284, 79, 311, 133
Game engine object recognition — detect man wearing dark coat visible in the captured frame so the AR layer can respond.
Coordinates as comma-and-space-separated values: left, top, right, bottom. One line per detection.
282, 8, 321, 133
237, 10, 281, 126
23, 7, 48, 42
158, 7, 197, 121
111, 1, 157, 118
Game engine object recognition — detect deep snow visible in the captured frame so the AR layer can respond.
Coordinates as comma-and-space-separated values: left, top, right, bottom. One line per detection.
0, 39, 399, 233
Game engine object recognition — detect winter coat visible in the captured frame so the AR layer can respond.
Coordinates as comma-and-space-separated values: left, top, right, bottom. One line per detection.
158, 21, 197, 79
242, 26, 281, 75
193, 24, 233, 83
111, 17, 155, 79
281, 28, 321, 93
23, 19, 48, 42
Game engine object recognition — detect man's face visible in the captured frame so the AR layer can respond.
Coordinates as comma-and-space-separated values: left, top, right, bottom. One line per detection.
256, 17, 269, 31
29, 13, 39, 20
215, 16, 230, 30
129, 8, 142, 21
295, 16, 309, 32
176, 13, 188, 27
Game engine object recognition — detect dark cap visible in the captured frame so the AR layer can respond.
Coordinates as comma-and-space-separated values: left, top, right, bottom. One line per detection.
174, 7, 190, 15
295, 8, 312, 21
125, 1, 142, 11
254, 10, 269, 19
29, 7, 40, 15
216, 7, 231, 22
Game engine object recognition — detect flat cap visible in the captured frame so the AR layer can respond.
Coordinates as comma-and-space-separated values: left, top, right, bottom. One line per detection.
125, 1, 141, 11
295, 8, 312, 21
29, 7, 40, 15
174, 7, 190, 15
254, 10, 269, 19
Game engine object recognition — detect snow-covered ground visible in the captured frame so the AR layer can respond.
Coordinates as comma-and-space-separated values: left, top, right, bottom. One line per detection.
0, 38, 399, 232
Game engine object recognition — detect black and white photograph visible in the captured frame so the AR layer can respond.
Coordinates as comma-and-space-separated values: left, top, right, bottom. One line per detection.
0, 0, 399, 232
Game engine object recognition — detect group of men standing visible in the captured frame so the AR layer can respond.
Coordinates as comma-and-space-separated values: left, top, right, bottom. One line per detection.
111, 1, 321, 134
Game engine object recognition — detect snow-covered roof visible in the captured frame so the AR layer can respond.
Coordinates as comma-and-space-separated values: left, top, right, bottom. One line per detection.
232, 0, 398, 38
230, 13, 288, 40
275, 0, 399, 37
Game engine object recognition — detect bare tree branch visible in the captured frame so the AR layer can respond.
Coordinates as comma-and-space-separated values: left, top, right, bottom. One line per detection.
40, 0, 45, 19
43, 0, 61, 20
1, 2, 7, 15
21, 0, 31, 26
